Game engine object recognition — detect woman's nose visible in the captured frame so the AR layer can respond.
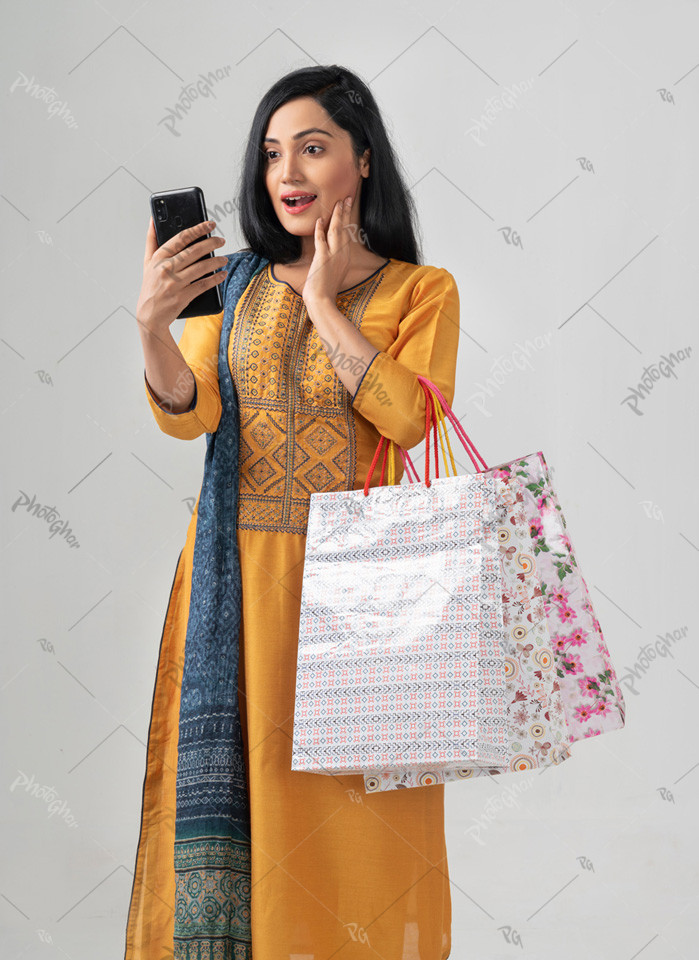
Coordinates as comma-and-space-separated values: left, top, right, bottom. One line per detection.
280, 154, 301, 181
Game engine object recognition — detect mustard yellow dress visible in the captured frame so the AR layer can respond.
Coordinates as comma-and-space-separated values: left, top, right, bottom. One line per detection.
125, 256, 460, 960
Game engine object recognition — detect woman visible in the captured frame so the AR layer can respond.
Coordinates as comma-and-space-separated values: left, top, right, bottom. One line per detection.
126, 65, 459, 960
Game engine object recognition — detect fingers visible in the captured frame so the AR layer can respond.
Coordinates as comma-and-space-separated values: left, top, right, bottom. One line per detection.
157, 219, 214, 262
316, 194, 354, 247
330, 195, 353, 232
333, 196, 353, 249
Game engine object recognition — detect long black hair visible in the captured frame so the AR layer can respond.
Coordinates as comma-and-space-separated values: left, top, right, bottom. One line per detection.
236, 65, 423, 265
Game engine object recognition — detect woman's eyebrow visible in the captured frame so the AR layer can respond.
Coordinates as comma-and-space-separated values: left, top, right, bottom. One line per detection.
263, 127, 334, 144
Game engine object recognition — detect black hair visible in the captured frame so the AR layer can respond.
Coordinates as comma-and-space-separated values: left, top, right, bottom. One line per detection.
236, 65, 423, 265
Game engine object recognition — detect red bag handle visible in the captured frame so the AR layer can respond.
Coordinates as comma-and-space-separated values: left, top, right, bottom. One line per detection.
362, 376, 490, 495
417, 376, 490, 475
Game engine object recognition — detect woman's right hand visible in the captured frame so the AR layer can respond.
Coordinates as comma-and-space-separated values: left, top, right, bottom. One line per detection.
136, 217, 228, 332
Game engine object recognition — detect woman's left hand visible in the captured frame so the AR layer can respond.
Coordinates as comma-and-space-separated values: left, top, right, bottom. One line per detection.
302, 195, 354, 307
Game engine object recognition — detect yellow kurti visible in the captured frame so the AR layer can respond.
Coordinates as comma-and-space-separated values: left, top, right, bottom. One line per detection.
125, 256, 460, 960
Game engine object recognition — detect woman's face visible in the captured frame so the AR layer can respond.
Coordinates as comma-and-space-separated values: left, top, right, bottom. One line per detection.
263, 96, 369, 244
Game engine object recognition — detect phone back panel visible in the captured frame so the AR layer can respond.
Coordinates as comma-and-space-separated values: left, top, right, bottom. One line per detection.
150, 186, 223, 318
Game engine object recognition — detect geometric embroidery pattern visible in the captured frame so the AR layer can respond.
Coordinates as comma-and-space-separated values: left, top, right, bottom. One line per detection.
229, 263, 388, 534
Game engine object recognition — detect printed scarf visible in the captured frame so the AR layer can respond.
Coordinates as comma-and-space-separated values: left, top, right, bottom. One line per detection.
174, 250, 269, 958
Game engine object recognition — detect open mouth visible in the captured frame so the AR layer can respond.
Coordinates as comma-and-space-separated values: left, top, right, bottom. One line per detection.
282, 195, 317, 208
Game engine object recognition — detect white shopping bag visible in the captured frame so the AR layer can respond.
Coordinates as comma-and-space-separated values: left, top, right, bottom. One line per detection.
291, 471, 510, 781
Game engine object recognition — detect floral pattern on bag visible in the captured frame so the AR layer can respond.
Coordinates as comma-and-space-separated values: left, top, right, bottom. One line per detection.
487, 453, 626, 743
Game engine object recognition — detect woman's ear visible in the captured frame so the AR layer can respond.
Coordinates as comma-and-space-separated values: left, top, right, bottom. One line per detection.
360, 146, 371, 178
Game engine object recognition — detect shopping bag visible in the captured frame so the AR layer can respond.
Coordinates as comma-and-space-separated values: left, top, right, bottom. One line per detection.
402, 378, 626, 749
291, 464, 512, 780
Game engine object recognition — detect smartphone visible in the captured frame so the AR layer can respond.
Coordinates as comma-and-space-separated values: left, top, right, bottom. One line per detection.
150, 186, 223, 318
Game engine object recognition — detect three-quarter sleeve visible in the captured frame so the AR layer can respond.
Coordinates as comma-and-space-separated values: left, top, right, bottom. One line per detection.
144, 311, 224, 440
351, 267, 460, 450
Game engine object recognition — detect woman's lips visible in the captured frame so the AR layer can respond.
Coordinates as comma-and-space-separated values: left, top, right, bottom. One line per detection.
282, 196, 317, 215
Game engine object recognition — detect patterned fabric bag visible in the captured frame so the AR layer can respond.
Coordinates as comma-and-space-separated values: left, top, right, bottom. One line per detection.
292, 464, 513, 780
363, 377, 626, 792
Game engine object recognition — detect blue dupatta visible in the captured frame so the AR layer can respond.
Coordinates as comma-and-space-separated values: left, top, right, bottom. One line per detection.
174, 250, 269, 958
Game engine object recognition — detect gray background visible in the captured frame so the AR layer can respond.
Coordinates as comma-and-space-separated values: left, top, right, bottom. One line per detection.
2, 1, 697, 958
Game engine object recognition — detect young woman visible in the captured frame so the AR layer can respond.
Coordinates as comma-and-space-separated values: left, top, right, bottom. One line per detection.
126, 64, 459, 960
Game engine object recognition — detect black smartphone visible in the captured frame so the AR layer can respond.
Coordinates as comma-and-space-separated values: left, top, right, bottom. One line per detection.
149, 186, 224, 318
